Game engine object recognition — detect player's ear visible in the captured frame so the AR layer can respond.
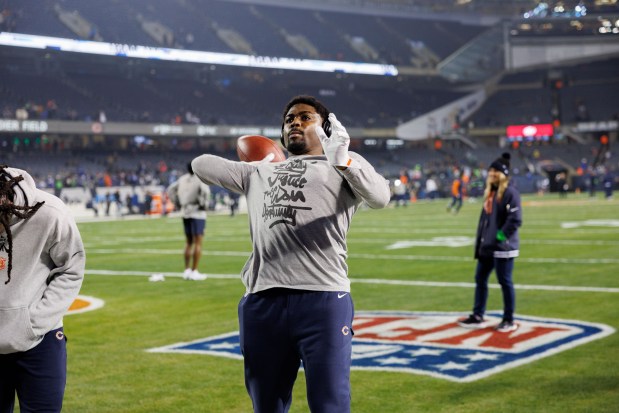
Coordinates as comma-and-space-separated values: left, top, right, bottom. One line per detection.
280, 125, 285, 146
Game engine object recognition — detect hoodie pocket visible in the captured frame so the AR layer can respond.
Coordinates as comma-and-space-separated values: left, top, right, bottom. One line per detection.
0, 306, 38, 354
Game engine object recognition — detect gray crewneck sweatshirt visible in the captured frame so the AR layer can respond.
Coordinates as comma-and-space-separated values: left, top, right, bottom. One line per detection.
192, 152, 390, 293
0, 167, 85, 354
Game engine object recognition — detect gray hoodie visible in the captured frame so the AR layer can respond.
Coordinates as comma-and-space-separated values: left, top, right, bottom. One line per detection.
0, 167, 85, 354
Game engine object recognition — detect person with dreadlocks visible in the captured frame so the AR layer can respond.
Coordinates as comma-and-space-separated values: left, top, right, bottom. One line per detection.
457, 153, 523, 333
0, 166, 86, 413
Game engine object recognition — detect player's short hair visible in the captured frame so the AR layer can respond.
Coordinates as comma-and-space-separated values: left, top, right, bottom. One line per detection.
282, 95, 330, 123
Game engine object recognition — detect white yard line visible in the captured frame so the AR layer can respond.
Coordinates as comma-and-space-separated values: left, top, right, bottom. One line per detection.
348, 253, 619, 265
85, 269, 619, 293
349, 278, 619, 293
86, 248, 619, 264
85, 237, 619, 247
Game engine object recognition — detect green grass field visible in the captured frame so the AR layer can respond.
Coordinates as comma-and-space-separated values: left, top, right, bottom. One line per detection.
48, 194, 619, 412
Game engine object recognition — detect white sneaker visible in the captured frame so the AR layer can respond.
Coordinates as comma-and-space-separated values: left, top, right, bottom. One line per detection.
182, 268, 193, 280
149, 273, 165, 282
184, 269, 207, 281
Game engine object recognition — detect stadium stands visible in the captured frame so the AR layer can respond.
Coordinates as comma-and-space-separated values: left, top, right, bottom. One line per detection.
468, 57, 619, 127
1, 0, 617, 202
0, 48, 469, 127
4, 0, 486, 63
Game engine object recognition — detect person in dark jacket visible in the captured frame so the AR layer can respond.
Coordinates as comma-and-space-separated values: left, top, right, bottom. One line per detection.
458, 153, 522, 332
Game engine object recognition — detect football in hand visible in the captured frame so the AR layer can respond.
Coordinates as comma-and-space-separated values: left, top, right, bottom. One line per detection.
236, 135, 286, 163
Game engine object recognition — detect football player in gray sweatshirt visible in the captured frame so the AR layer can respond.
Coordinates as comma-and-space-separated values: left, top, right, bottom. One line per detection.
192, 95, 390, 413
166, 162, 211, 281
0, 166, 85, 413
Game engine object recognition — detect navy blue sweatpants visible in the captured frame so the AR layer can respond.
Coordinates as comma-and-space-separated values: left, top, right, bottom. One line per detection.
473, 256, 516, 322
0, 327, 67, 413
238, 289, 354, 413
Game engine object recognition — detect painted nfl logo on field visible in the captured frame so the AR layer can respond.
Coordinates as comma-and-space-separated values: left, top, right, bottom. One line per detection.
147, 311, 614, 382
349, 311, 614, 381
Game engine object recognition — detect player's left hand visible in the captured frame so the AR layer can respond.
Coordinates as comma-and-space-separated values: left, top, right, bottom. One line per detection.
316, 113, 358, 169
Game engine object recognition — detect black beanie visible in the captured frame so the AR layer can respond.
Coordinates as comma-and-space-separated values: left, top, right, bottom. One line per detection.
489, 153, 511, 176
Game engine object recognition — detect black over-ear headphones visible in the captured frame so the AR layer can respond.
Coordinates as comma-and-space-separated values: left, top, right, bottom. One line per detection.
280, 119, 332, 146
